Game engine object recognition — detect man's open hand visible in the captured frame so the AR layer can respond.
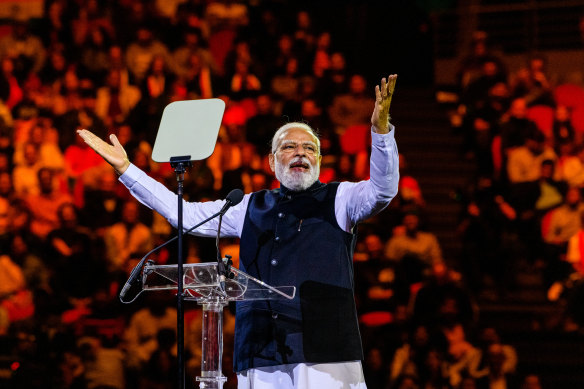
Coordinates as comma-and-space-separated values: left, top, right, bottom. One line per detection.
371, 74, 397, 133
77, 129, 130, 175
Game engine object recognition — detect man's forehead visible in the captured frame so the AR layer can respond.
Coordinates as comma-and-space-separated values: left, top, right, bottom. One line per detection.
277, 127, 317, 144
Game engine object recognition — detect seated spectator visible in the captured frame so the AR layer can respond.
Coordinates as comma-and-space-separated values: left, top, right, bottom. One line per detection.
95, 69, 141, 127
123, 293, 177, 376
229, 59, 261, 100
245, 93, 281, 154
182, 52, 213, 99
81, 171, 125, 233
312, 31, 332, 79
173, 27, 217, 78
520, 374, 543, 389
104, 199, 153, 276
533, 159, 566, 215
474, 343, 520, 388
461, 59, 507, 115
556, 141, 584, 189
543, 186, 583, 251
0, 57, 23, 110
271, 57, 300, 102
25, 167, 73, 239
385, 211, 444, 288
509, 54, 555, 107
354, 232, 398, 310
441, 322, 481, 388
458, 176, 518, 298
125, 24, 173, 85
47, 203, 105, 300
12, 141, 42, 196
412, 263, 476, 328
552, 104, 576, 147
78, 25, 112, 84
0, 19, 46, 80
506, 130, 557, 184
390, 325, 432, 384
328, 74, 372, 134
475, 327, 518, 380
457, 30, 505, 92
500, 98, 540, 155
566, 210, 584, 278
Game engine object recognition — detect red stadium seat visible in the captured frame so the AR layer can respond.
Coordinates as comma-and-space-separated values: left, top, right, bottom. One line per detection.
360, 311, 393, 327
572, 106, 584, 133
527, 105, 554, 137
553, 84, 584, 110
339, 124, 370, 155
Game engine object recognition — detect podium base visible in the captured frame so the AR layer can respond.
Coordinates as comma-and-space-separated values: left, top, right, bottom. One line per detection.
196, 375, 227, 389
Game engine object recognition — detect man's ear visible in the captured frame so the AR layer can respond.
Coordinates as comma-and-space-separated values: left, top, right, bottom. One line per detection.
318, 154, 322, 167
268, 153, 275, 172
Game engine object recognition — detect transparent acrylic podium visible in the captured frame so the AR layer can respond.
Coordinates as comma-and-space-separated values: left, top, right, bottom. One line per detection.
142, 261, 296, 388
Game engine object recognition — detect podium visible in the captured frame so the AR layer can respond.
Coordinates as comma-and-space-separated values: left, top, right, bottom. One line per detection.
142, 261, 296, 388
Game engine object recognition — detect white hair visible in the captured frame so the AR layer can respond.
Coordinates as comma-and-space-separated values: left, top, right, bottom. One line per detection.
270, 122, 320, 154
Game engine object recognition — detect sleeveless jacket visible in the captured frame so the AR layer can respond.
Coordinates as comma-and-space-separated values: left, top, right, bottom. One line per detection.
233, 181, 363, 372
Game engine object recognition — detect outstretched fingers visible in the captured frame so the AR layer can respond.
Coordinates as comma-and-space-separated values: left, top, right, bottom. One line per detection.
387, 74, 397, 95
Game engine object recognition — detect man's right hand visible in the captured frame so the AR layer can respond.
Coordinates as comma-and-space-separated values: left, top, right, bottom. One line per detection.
77, 129, 130, 175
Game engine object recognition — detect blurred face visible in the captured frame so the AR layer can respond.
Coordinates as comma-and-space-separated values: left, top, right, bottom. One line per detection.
300, 100, 320, 118
137, 28, 152, 44
403, 214, 419, 233
330, 53, 345, 71
38, 169, 53, 194
0, 198, 9, 234
60, 204, 77, 229
297, 11, 310, 29
349, 75, 366, 95
0, 172, 11, 195
510, 98, 527, 118
256, 95, 272, 114
269, 128, 321, 191
122, 202, 139, 224
107, 70, 121, 88
278, 35, 292, 52
566, 187, 581, 206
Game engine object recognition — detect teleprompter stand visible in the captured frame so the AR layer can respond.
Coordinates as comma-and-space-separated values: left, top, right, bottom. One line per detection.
142, 261, 296, 388
150, 98, 227, 389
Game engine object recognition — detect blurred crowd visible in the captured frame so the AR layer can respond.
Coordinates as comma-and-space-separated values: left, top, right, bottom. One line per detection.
0, 1, 574, 388
451, 30, 584, 330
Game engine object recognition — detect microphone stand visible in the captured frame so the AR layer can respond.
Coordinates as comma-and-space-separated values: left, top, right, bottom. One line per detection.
170, 155, 192, 389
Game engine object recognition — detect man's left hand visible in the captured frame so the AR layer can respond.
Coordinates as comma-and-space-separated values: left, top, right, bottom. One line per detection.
371, 74, 397, 133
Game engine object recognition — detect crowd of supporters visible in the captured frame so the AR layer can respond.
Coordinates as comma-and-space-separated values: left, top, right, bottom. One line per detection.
1, 1, 577, 388
451, 30, 584, 329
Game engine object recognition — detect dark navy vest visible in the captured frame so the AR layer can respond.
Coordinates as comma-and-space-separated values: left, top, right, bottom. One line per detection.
233, 181, 363, 372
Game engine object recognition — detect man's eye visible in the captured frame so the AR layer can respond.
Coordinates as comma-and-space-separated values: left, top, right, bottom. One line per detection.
305, 145, 315, 152
283, 144, 295, 150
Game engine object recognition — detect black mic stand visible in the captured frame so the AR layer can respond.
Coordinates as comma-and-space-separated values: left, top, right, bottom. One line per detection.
170, 155, 192, 389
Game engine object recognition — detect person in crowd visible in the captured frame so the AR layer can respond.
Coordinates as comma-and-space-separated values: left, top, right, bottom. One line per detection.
385, 211, 444, 289
25, 167, 73, 239
0, 19, 46, 81
95, 68, 142, 128
125, 24, 174, 85
78, 74, 399, 388
104, 199, 153, 278
329, 74, 373, 134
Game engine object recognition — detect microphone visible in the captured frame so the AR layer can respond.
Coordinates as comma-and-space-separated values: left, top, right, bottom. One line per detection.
216, 189, 243, 291
119, 189, 244, 303
219, 188, 244, 214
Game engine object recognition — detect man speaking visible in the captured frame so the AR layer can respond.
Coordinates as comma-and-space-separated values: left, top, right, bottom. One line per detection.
78, 74, 399, 388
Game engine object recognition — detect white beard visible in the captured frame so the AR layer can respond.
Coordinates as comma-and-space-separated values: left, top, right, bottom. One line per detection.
274, 156, 320, 191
